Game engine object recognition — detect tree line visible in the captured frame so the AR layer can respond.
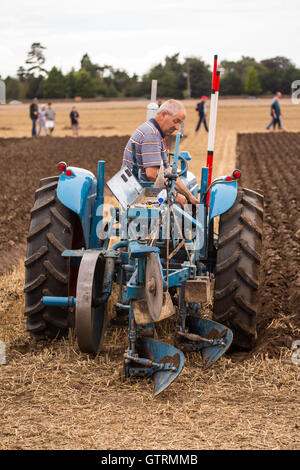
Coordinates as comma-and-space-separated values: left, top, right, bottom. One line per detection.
2, 43, 300, 101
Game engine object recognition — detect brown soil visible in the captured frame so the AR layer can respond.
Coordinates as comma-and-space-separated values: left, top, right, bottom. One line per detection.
0, 136, 128, 275
0, 134, 299, 450
1, 133, 299, 352
237, 132, 300, 355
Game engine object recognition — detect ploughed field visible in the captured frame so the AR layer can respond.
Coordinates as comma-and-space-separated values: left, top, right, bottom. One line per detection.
0, 133, 299, 450
237, 132, 300, 354
0, 136, 128, 275
0, 133, 299, 349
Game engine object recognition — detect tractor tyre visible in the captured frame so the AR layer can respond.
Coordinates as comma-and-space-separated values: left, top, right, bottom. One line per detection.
24, 176, 77, 339
213, 187, 264, 350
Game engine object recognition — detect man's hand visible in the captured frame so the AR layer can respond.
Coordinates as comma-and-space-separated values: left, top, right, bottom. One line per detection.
188, 194, 199, 205
145, 166, 159, 181
174, 177, 199, 205
175, 193, 188, 209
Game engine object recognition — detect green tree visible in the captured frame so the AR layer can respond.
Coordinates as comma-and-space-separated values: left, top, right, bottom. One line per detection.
43, 67, 66, 98
221, 56, 260, 81
80, 53, 106, 78
92, 76, 108, 97
259, 58, 300, 94
282, 66, 300, 94
260, 56, 294, 70
25, 42, 48, 76
220, 71, 244, 95
244, 66, 262, 95
259, 67, 283, 94
16, 66, 28, 82
65, 69, 77, 98
75, 69, 96, 97
105, 81, 118, 98
26, 74, 44, 99
122, 74, 142, 97
104, 68, 131, 96
141, 53, 185, 99
184, 57, 211, 98
4, 76, 21, 101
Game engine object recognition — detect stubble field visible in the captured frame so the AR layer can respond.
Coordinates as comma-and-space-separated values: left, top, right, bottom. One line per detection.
0, 98, 299, 450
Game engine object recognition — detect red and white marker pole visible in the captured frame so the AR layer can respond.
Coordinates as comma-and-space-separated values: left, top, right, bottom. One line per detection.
206, 55, 220, 207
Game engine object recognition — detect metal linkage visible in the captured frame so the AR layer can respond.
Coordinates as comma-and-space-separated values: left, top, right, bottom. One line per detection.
176, 331, 226, 348
124, 354, 178, 375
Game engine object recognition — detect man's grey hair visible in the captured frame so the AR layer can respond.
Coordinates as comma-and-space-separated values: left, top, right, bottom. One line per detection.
157, 99, 185, 116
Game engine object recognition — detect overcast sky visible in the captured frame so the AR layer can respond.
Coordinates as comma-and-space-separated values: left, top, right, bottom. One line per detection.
1, 0, 300, 78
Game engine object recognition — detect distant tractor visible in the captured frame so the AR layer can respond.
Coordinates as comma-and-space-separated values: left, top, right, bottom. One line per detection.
24, 56, 263, 395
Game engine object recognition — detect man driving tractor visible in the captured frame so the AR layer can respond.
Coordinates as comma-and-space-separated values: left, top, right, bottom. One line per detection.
122, 99, 199, 208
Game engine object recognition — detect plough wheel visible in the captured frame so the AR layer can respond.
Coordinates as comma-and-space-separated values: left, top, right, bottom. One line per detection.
213, 188, 264, 350
24, 177, 76, 339
75, 251, 107, 354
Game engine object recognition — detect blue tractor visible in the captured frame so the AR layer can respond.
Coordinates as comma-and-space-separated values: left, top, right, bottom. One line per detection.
24, 60, 264, 395
24, 128, 264, 395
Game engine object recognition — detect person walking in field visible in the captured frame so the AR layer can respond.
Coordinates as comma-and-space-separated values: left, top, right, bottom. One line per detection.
45, 102, 56, 135
70, 106, 79, 136
29, 97, 38, 136
37, 104, 48, 136
266, 92, 284, 130
195, 96, 209, 132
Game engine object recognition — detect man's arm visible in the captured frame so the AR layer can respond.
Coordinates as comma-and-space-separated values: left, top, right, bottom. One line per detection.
175, 177, 199, 205
145, 166, 199, 206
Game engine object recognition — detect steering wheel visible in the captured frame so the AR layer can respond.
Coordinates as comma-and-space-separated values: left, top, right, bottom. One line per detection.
165, 153, 189, 180
177, 155, 188, 176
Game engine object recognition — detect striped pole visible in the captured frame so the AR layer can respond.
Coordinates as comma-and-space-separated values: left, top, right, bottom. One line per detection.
147, 79, 159, 120
206, 55, 220, 207
212, 54, 218, 90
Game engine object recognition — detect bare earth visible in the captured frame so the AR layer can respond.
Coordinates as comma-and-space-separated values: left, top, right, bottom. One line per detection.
0, 98, 299, 450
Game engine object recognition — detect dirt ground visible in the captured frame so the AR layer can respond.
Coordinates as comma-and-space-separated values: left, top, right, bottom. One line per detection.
0, 99, 299, 450
237, 132, 300, 356
0, 136, 129, 275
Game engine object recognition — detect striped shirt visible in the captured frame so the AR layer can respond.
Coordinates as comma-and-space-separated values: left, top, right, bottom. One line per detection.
122, 119, 170, 181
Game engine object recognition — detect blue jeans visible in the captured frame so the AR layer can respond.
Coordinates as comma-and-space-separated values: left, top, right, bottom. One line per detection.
195, 114, 209, 132
31, 118, 37, 136
266, 116, 282, 130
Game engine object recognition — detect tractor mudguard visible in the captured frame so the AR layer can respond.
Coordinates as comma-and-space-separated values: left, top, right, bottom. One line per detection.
57, 167, 97, 247
208, 180, 238, 222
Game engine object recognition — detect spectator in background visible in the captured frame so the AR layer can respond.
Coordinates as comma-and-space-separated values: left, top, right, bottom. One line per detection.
37, 104, 48, 136
29, 97, 38, 136
195, 96, 209, 132
45, 102, 56, 135
266, 92, 284, 130
70, 106, 79, 136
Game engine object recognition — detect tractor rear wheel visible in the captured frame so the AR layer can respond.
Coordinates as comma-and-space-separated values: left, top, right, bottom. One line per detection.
213, 187, 264, 350
24, 176, 78, 339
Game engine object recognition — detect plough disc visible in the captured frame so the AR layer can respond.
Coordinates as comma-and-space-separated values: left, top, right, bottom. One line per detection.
186, 316, 233, 369
145, 253, 164, 321
137, 338, 185, 396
